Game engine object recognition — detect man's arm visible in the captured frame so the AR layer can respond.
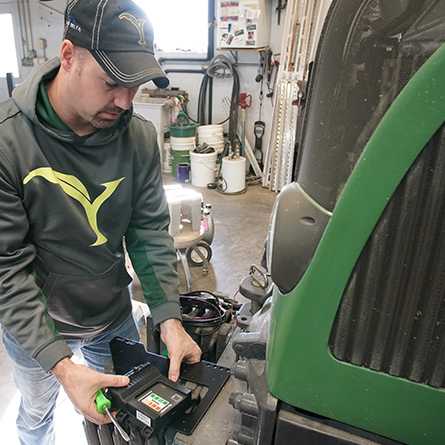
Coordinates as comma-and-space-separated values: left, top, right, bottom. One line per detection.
159, 318, 202, 381
126, 118, 202, 378
52, 358, 130, 425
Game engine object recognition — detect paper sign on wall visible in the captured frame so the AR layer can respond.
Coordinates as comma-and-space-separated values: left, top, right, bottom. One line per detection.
219, 0, 263, 48
35, 4, 64, 44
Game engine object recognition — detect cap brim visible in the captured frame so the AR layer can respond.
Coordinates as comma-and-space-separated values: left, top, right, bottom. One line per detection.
90, 49, 170, 89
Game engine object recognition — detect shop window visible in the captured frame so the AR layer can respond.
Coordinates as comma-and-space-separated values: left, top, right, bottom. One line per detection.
134, 0, 210, 55
0, 13, 19, 77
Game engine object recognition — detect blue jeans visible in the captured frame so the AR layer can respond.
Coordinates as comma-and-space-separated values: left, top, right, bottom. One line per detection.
2, 312, 140, 445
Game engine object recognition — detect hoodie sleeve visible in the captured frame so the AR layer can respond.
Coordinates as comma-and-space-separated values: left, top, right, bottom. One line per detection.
124, 118, 181, 326
0, 146, 73, 373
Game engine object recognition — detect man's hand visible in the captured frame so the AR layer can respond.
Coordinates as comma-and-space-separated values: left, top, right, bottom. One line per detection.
159, 318, 202, 382
51, 357, 129, 425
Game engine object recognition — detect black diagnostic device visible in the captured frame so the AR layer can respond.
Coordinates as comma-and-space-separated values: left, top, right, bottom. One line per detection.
106, 361, 193, 438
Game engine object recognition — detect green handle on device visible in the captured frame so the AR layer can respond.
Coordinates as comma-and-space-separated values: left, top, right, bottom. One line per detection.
95, 389, 111, 414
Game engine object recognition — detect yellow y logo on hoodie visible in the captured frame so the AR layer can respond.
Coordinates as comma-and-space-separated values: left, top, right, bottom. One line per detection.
24, 168, 124, 246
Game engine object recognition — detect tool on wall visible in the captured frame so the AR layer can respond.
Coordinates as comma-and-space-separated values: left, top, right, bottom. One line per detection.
265, 50, 278, 101
255, 53, 264, 83
238, 93, 252, 157
276, 0, 288, 25
253, 120, 265, 170
254, 55, 266, 172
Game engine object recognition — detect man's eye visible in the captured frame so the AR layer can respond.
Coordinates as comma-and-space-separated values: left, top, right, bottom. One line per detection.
105, 81, 117, 88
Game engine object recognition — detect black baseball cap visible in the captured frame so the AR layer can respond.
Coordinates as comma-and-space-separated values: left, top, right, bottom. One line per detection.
63, 0, 169, 89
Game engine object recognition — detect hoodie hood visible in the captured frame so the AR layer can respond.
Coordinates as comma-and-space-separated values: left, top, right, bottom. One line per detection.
11, 58, 132, 146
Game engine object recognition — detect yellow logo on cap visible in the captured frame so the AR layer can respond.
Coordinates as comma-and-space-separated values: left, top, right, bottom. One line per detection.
119, 13, 146, 45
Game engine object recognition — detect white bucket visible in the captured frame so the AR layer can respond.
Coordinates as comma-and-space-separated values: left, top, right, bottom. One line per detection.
163, 141, 172, 173
190, 150, 218, 187
170, 136, 196, 150
198, 125, 225, 153
198, 124, 224, 140
171, 137, 194, 179
222, 156, 246, 193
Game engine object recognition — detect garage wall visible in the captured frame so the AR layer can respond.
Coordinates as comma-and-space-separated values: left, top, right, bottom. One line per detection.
2, 0, 297, 159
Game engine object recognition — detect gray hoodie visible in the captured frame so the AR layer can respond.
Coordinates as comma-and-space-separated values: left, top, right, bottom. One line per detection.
0, 58, 180, 372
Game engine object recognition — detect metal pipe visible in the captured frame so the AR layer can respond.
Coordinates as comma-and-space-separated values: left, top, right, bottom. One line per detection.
208, 0, 215, 60
164, 69, 206, 75
26, 0, 35, 51
233, 61, 264, 67
209, 77, 213, 123
21, 0, 30, 54
207, 0, 215, 123
6, 73, 15, 97
158, 57, 209, 64
17, 0, 28, 55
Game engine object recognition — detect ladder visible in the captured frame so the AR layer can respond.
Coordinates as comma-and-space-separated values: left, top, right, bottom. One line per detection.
262, 0, 332, 191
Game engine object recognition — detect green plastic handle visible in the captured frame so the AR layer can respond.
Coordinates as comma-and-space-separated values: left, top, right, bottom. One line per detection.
95, 389, 111, 414
176, 112, 190, 125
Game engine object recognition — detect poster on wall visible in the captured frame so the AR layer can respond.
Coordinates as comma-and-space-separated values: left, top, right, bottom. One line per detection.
219, 0, 267, 49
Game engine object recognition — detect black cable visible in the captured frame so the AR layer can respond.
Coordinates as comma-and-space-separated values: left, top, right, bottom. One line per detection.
197, 74, 210, 124
228, 69, 240, 149
179, 292, 226, 336
246, 174, 262, 186
181, 99, 200, 124
182, 91, 229, 125
195, 54, 240, 149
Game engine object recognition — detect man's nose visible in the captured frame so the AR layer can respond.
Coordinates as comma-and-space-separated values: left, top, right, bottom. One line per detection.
114, 86, 138, 110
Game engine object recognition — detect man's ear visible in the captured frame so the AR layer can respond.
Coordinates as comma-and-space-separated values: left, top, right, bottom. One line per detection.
60, 40, 76, 72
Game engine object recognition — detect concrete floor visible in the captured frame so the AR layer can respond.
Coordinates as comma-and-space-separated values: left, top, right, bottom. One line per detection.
0, 174, 277, 444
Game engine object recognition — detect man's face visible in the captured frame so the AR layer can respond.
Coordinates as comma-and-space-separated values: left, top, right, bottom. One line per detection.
66, 49, 139, 133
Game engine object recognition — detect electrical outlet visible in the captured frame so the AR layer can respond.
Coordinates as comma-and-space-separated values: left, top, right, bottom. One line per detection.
21, 57, 34, 67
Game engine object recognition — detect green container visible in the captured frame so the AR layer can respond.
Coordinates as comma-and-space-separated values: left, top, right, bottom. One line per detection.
169, 113, 199, 138
171, 148, 191, 179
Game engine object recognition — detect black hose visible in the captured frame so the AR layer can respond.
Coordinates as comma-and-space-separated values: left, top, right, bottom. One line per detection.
179, 292, 226, 336
196, 54, 240, 149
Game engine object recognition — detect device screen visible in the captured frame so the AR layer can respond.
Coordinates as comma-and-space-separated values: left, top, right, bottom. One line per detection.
138, 383, 184, 415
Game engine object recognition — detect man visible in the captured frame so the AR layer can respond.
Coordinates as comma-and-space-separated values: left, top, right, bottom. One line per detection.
0, 0, 201, 443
